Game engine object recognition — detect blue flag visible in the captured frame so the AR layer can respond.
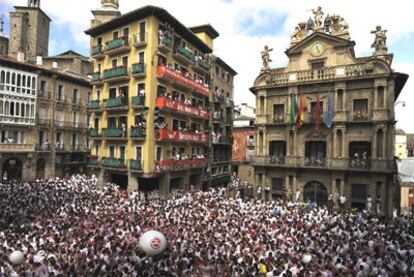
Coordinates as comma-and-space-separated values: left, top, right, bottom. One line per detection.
323, 93, 334, 128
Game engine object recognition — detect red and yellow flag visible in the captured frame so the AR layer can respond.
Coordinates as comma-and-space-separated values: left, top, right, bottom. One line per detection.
296, 90, 307, 129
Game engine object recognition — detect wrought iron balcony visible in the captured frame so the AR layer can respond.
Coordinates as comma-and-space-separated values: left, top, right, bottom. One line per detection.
102, 157, 125, 168
196, 59, 210, 71
158, 35, 173, 53
90, 72, 101, 83
88, 156, 100, 166
105, 37, 130, 55
103, 66, 128, 82
91, 45, 103, 57
88, 100, 101, 110
105, 97, 128, 108
130, 127, 146, 138
130, 160, 143, 171
132, 63, 146, 77
175, 46, 195, 63
89, 128, 100, 137
131, 96, 145, 107
103, 128, 124, 138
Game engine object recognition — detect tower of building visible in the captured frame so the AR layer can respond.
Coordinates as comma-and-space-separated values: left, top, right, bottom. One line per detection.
91, 0, 121, 28
8, 0, 51, 61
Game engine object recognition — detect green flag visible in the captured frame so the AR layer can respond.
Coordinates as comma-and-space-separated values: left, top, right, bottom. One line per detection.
290, 93, 297, 124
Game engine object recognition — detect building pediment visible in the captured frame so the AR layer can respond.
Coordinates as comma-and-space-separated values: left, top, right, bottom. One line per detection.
285, 31, 355, 57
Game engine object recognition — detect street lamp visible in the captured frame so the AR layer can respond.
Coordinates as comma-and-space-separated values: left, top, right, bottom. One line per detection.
395, 101, 406, 107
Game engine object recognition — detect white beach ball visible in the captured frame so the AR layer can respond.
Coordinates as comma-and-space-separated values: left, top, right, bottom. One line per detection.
139, 230, 167, 256
302, 253, 312, 264
9, 250, 24, 265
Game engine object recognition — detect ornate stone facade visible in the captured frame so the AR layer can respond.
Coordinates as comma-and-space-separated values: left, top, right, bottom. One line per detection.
251, 9, 408, 215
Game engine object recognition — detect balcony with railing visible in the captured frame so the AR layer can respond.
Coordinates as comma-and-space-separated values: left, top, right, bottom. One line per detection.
72, 97, 81, 106
105, 36, 130, 55
0, 143, 35, 153
105, 96, 128, 110
102, 157, 126, 168
103, 128, 125, 138
133, 32, 147, 47
103, 66, 129, 83
0, 116, 35, 125
351, 110, 371, 122
88, 155, 100, 166
89, 128, 101, 138
155, 158, 207, 172
158, 35, 173, 53
174, 46, 195, 64
251, 156, 394, 172
155, 97, 209, 120
273, 113, 286, 124
91, 45, 104, 58
130, 160, 143, 171
130, 127, 146, 139
157, 129, 208, 143
88, 100, 101, 110
90, 72, 102, 85
55, 95, 66, 104
38, 90, 50, 100
55, 144, 65, 152
193, 58, 211, 74
35, 143, 51, 152
269, 63, 375, 85
157, 65, 209, 97
131, 96, 145, 108
132, 63, 146, 78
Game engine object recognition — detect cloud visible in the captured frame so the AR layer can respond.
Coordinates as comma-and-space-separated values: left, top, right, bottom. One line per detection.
3, 0, 413, 131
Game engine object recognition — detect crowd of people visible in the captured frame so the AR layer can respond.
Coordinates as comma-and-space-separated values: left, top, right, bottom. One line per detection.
1, 175, 413, 276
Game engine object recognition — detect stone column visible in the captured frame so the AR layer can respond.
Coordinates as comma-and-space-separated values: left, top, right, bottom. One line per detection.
333, 129, 338, 157
372, 130, 377, 159
374, 86, 378, 109
286, 128, 291, 156
383, 86, 387, 109
340, 179, 345, 197
382, 128, 387, 159
292, 175, 297, 201
342, 88, 346, 111
342, 129, 348, 158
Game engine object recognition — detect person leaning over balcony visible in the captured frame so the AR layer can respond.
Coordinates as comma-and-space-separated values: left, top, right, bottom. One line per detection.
158, 29, 165, 44
122, 123, 127, 137
138, 88, 145, 97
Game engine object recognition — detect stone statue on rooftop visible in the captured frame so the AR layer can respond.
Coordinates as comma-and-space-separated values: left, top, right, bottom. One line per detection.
371, 25, 388, 53
311, 7, 324, 31
261, 46, 273, 71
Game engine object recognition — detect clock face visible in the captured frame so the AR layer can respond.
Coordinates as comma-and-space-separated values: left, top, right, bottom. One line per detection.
311, 42, 325, 57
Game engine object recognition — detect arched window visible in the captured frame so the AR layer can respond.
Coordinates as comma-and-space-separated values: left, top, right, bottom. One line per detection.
32, 77, 36, 94
27, 75, 31, 89
26, 105, 30, 118
6, 72, 10, 90
30, 104, 34, 117
11, 73, 16, 92
10, 102, 15, 116
21, 103, 25, 117
0, 100, 3, 115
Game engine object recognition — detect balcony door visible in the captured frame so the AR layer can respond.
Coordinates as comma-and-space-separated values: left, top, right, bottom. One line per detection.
305, 141, 326, 166
120, 146, 126, 161
349, 141, 371, 169
303, 181, 327, 206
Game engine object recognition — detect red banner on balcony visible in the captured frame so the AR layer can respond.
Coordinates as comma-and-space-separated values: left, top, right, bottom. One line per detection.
156, 97, 209, 120
158, 129, 208, 143
155, 158, 207, 172
157, 65, 209, 96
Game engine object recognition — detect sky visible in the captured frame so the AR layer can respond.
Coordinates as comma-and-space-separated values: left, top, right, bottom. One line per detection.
1, 0, 413, 132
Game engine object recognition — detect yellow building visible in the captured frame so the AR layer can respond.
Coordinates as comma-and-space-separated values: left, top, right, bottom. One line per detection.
86, 2, 236, 193
395, 128, 408, 159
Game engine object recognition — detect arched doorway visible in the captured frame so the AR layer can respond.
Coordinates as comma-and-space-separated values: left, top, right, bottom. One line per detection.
2, 158, 23, 181
303, 181, 328, 207
36, 158, 46, 179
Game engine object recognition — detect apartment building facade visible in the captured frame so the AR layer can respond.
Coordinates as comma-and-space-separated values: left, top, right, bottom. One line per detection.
86, 4, 223, 193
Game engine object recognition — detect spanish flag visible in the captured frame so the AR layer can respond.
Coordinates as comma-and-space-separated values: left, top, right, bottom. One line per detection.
296, 90, 307, 129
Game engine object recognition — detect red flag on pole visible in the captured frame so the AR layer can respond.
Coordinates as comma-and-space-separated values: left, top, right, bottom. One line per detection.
296, 91, 307, 129
315, 93, 321, 132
